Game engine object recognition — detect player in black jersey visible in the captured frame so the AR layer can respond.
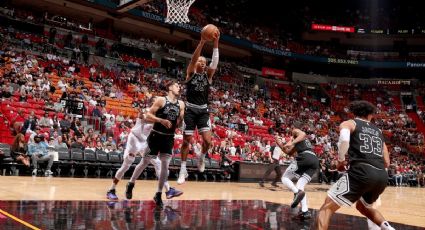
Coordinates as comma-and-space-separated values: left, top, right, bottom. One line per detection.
316, 101, 394, 230
277, 124, 319, 220
145, 80, 185, 208
177, 31, 220, 184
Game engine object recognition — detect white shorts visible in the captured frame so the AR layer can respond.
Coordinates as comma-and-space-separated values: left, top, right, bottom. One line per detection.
123, 132, 148, 158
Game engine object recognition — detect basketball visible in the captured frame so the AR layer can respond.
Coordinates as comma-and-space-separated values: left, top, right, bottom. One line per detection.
201, 24, 219, 41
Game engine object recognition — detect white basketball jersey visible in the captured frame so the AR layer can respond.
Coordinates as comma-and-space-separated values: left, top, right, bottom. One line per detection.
131, 118, 153, 140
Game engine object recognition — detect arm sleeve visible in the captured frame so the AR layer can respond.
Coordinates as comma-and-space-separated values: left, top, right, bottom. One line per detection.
338, 128, 350, 161
209, 48, 219, 69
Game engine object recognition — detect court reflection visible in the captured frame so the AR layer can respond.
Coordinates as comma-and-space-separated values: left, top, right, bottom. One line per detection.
0, 200, 422, 230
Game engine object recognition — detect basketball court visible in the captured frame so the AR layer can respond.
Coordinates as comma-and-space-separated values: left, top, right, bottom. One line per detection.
0, 177, 424, 229
1, 0, 425, 229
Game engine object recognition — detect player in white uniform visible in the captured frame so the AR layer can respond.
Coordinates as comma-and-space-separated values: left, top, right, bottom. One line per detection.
106, 111, 182, 200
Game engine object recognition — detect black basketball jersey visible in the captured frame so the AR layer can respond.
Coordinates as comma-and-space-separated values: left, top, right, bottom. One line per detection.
294, 139, 313, 153
348, 118, 385, 169
152, 97, 181, 135
186, 72, 210, 105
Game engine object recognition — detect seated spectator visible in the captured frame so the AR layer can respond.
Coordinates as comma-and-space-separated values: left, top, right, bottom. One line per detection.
53, 98, 64, 112
54, 136, 68, 149
59, 115, 71, 133
11, 109, 25, 135
103, 136, 117, 151
20, 111, 37, 134
116, 112, 125, 123
38, 112, 52, 127
94, 141, 104, 152
28, 134, 54, 176
70, 136, 85, 150
10, 133, 30, 167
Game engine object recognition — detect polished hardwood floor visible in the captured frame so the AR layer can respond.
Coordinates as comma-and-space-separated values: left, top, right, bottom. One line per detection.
0, 176, 424, 229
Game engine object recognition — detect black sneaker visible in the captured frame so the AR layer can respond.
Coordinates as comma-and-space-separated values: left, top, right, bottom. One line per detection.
290, 190, 305, 208
271, 182, 279, 187
297, 210, 311, 220
259, 181, 265, 187
126, 182, 135, 200
154, 192, 163, 208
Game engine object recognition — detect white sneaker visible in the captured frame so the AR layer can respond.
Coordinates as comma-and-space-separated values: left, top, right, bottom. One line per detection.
45, 170, 53, 176
197, 154, 206, 173
177, 169, 188, 184
32, 169, 37, 176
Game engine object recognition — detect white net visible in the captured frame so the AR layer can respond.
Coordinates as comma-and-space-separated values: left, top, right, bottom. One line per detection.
165, 0, 196, 24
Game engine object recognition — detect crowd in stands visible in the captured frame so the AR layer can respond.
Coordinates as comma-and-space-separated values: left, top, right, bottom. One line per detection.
134, 0, 425, 61
0, 3, 424, 186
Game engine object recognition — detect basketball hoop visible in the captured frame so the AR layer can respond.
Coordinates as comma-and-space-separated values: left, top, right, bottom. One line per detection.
165, 0, 196, 24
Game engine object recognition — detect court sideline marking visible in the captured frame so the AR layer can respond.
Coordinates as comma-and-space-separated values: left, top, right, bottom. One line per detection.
0, 208, 41, 230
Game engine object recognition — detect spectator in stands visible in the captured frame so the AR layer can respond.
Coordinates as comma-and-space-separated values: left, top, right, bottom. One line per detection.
70, 135, 85, 150
105, 116, 115, 133
418, 167, 425, 187
54, 136, 68, 149
28, 134, 54, 176
318, 159, 329, 184
116, 112, 125, 123
103, 136, 117, 151
10, 133, 30, 167
95, 141, 104, 152
394, 167, 403, 186
21, 111, 37, 134
11, 109, 25, 135
38, 112, 52, 127
59, 115, 71, 133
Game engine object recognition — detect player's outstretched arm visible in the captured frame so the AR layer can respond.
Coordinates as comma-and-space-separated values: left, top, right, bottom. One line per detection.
186, 39, 207, 79
207, 31, 220, 82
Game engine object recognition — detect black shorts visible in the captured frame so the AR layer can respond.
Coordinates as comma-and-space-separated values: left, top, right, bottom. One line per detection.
328, 163, 388, 207
182, 106, 211, 135
145, 131, 174, 155
284, 150, 319, 182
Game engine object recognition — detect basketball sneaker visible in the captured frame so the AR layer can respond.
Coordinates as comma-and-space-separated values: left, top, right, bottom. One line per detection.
197, 153, 206, 172
32, 169, 37, 176
154, 192, 163, 208
107, 189, 119, 201
177, 169, 188, 184
291, 190, 305, 208
45, 170, 53, 176
259, 181, 265, 187
296, 210, 311, 220
166, 187, 183, 199
271, 182, 279, 187
126, 182, 135, 199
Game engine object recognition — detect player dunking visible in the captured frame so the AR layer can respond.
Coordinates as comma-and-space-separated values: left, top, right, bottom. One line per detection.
316, 101, 394, 230
106, 104, 182, 201
145, 80, 185, 208
177, 31, 220, 184
277, 123, 319, 220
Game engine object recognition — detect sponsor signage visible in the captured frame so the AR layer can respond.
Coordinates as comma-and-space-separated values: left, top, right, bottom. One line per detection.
262, 67, 286, 79
311, 23, 355, 33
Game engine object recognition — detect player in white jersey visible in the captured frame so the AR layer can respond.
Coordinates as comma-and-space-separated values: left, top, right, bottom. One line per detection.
106, 111, 182, 200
